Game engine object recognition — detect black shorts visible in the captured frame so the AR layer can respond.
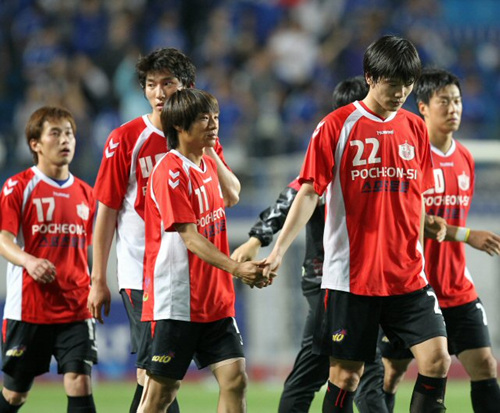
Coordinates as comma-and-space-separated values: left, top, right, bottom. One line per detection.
120, 289, 148, 351
1, 319, 98, 391
145, 317, 244, 380
313, 286, 447, 362
442, 298, 491, 356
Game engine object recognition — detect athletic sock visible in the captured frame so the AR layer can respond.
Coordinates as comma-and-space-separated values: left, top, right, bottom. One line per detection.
0, 391, 23, 413
384, 390, 396, 413
322, 380, 354, 412
67, 395, 96, 413
470, 378, 500, 413
129, 384, 143, 413
167, 397, 180, 413
410, 374, 447, 413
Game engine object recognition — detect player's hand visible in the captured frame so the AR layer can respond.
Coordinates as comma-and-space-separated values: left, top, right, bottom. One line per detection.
262, 250, 282, 279
87, 281, 111, 324
467, 230, 500, 256
25, 257, 56, 284
424, 215, 447, 242
231, 237, 261, 262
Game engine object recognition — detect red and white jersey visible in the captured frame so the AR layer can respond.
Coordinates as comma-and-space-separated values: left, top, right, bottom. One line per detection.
93, 115, 228, 290
0, 166, 95, 323
424, 139, 476, 307
142, 150, 235, 323
300, 101, 434, 296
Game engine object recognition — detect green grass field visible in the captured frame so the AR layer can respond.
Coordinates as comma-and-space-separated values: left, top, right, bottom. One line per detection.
19, 379, 472, 412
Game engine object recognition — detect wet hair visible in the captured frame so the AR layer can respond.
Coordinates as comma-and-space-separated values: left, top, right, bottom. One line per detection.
25, 106, 76, 164
136, 48, 196, 89
364, 35, 421, 86
414, 67, 462, 105
331, 76, 369, 109
162, 89, 219, 150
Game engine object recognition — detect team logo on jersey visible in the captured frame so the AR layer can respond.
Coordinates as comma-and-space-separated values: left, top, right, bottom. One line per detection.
332, 328, 347, 343
76, 202, 90, 220
398, 141, 415, 161
105, 138, 119, 158
6, 345, 26, 357
168, 170, 180, 189
3, 178, 18, 196
458, 171, 470, 191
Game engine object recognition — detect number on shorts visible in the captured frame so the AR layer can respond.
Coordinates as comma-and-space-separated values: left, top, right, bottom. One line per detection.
426, 290, 442, 315
476, 302, 488, 326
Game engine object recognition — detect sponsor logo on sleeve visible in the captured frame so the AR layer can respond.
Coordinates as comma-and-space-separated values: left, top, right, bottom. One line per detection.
3, 178, 18, 196
168, 170, 180, 189
105, 138, 119, 158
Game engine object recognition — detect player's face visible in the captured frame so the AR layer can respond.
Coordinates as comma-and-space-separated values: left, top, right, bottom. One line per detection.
419, 85, 462, 136
367, 77, 413, 117
145, 71, 183, 121
32, 119, 75, 168
182, 112, 219, 151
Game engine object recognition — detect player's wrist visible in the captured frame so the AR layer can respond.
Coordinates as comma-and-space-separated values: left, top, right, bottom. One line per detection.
454, 227, 471, 243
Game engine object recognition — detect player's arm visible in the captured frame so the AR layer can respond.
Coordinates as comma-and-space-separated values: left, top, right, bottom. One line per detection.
175, 222, 267, 286
87, 202, 118, 323
231, 185, 298, 262
263, 182, 319, 277
0, 230, 56, 283
204, 146, 241, 207
441, 226, 500, 256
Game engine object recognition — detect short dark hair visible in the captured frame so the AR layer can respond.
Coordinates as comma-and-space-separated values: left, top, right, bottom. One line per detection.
162, 89, 219, 150
136, 48, 196, 90
332, 76, 369, 109
364, 35, 421, 86
414, 68, 462, 105
26, 106, 76, 164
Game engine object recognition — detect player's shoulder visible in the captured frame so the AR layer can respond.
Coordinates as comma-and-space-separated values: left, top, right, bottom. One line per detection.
1, 168, 35, 191
108, 115, 149, 143
454, 139, 473, 157
71, 174, 94, 193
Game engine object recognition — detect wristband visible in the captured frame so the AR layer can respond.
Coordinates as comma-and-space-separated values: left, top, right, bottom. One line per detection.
455, 227, 470, 242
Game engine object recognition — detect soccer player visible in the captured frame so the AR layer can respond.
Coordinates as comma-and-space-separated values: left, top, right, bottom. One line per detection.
231, 76, 377, 413
262, 35, 451, 413
137, 89, 266, 413
87, 48, 240, 413
379, 68, 500, 413
0, 106, 97, 412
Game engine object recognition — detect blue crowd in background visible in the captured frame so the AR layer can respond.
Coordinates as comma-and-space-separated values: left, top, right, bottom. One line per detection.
0, 0, 499, 190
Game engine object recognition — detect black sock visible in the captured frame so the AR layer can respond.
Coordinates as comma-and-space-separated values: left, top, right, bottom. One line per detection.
471, 378, 500, 413
322, 380, 355, 413
410, 374, 447, 413
0, 391, 23, 413
167, 397, 180, 413
129, 384, 143, 413
67, 395, 96, 413
384, 390, 395, 413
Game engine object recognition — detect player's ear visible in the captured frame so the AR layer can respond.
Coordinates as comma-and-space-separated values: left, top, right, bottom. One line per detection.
174, 125, 184, 133
29, 138, 40, 153
417, 101, 427, 117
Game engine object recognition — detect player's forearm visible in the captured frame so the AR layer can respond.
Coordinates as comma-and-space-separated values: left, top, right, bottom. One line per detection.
177, 224, 239, 275
0, 231, 33, 268
272, 183, 318, 257
91, 203, 118, 284
205, 147, 241, 207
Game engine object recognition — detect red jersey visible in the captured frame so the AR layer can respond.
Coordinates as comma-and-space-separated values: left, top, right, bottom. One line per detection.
424, 139, 476, 307
93, 115, 228, 290
300, 101, 434, 296
142, 150, 235, 323
0, 167, 95, 323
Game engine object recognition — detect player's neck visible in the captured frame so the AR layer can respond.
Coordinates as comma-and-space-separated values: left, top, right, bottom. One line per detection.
36, 161, 70, 180
362, 97, 396, 120
177, 144, 203, 166
429, 132, 453, 154
148, 112, 162, 131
